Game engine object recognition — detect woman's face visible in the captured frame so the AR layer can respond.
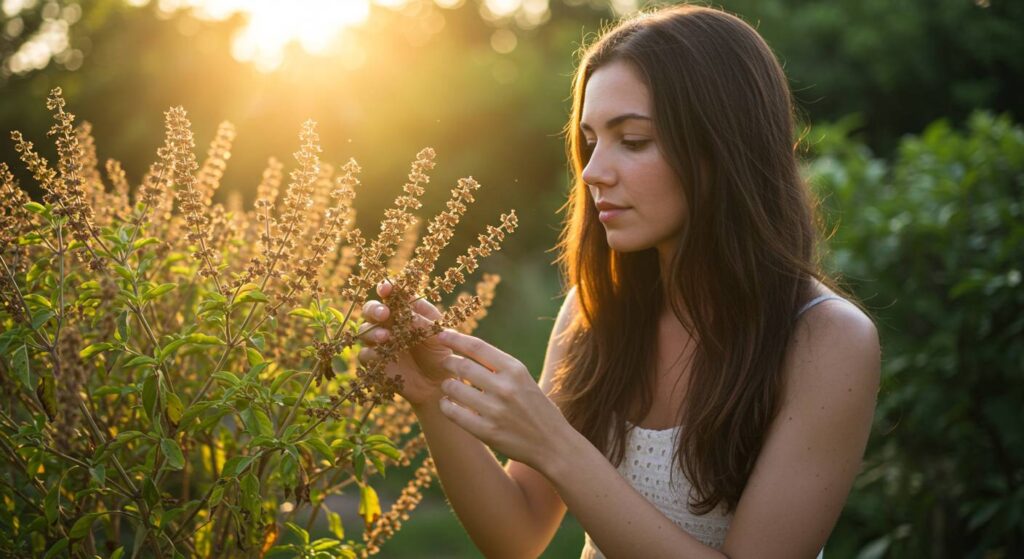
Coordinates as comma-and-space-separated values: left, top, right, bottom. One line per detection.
580, 60, 688, 255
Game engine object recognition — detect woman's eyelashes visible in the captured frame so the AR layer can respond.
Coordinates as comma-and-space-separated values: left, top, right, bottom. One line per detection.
582, 137, 651, 156
622, 138, 651, 151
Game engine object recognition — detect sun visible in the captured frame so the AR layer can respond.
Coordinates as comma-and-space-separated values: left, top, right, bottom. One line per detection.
158, 0, 375, 71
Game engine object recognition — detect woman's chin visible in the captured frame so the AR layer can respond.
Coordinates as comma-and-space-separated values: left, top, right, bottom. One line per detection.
604, 232, 649, 253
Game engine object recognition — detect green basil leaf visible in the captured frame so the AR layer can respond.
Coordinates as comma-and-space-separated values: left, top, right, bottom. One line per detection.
160, 438, 185, 470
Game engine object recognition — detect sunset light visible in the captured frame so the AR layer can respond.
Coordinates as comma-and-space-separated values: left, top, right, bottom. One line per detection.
131, 0, 563, 71
150, 0, 372, 71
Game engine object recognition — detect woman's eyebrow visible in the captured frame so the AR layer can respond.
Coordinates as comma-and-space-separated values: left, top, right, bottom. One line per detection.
580, 113, 652, 132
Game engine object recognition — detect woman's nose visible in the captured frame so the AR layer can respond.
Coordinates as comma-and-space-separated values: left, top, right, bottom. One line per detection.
581, 143, 615, 188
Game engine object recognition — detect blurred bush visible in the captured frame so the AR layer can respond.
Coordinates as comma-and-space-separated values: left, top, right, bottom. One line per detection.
806, 112, 1024, 558
725, 0, 1024, 151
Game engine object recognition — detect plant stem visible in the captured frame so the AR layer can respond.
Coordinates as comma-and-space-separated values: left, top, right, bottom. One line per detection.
0, 476, 45, 515
297, 386, 359, 441
275, 298, 359, 441
54, 221, 64, 353
72, 396, 165, 558
169, 481, 217, 541
121, 200, 157, 262
0, 254, 54, 350
37, 444, 133, 499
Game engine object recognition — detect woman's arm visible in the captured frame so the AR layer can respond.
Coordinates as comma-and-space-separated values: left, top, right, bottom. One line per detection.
437, 332, 728, 559
720, 300, 880, 558
438, 330, 728, 559
436, 298, 879, 559
410, 288, 578, 559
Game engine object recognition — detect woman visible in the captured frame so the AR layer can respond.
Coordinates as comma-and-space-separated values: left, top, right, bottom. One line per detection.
358, 5, 880, 558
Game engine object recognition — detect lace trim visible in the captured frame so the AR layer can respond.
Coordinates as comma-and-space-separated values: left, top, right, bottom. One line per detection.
579, 426, 731, 558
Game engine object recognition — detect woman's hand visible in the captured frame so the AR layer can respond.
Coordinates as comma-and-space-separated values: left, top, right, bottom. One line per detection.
357, 282, 454, 407
434, 329, 573, 469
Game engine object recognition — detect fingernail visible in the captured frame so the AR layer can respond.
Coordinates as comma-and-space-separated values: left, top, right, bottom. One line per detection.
436, 330, 450, 342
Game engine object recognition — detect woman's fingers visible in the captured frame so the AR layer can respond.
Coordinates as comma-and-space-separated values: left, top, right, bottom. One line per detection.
442, 354, 499, 393
412, 297, 443, 321
359, 299, 395, 347
439, 397, 493, 437
363, 293, 441, 328
358, 346, 378, 365
377, 280, 393, 299
407, 308, 440, 333
435, 330, 518, 372
439, 377, 493, 415
361, 300, 390, 324
356, 321, 390, 346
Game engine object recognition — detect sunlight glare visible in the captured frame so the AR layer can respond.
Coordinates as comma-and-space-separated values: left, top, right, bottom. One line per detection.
162, 0, 372, 72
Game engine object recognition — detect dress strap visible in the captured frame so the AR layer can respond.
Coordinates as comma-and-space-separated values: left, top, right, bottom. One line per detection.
796, 294, 845, 317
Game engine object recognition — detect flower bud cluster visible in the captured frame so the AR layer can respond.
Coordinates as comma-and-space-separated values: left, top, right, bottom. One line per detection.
361, 456, 435, 557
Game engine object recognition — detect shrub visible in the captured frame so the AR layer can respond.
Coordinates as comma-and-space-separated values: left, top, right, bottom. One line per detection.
807, 112, 1024, 557
0, 88, 515, 558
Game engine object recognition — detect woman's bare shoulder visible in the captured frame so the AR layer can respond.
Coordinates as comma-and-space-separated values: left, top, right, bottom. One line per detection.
787, 281, 880, 404
799, 279, 872, 332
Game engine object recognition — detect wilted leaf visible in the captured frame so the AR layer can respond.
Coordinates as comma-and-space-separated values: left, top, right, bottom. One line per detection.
358, 484, 381, 528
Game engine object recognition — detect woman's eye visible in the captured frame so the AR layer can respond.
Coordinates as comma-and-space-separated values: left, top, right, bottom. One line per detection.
623, 139, 650, 150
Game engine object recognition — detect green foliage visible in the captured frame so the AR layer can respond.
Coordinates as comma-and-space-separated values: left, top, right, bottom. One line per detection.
806, 112, 1024, 557
0, 203, 386, 556
723, 0, 1024, 151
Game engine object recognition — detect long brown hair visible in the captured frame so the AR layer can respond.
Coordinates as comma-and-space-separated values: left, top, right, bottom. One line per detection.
551, 5, 851, 514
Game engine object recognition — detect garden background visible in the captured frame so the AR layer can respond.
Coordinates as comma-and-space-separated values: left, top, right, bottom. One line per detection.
1, 0, 1021, 557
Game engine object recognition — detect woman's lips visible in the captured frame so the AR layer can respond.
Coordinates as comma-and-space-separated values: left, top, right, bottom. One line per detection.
598, 208, 629, 222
